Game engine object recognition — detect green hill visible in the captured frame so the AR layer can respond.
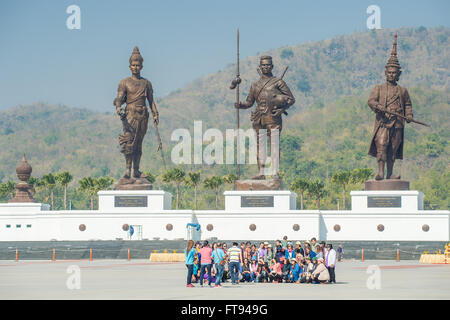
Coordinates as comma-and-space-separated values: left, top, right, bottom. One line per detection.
0, 26, 448, 210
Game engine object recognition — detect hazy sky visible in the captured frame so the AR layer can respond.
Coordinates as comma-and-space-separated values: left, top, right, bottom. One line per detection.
0, 0, 448, 111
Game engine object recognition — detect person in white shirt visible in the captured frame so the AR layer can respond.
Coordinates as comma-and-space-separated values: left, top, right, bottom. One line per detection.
325, 243, 337, 283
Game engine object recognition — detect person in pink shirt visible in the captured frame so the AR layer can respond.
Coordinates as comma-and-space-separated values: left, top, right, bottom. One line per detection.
199, 240, 213, 287
269, 259, 282, 283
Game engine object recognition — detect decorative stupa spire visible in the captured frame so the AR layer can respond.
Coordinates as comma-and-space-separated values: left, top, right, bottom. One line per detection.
9, 153, 35, 203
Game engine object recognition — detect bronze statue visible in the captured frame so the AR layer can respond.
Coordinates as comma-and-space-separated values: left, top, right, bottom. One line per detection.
368, 34, 413, 180
234, 55, 295, 179
114, 47, 159, 180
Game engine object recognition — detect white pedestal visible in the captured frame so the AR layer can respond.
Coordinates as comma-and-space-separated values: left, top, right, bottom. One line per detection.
97, 190, 172, 213
0, 202, 50, 214
224, 190, 297, 212
350, 190, 424, 212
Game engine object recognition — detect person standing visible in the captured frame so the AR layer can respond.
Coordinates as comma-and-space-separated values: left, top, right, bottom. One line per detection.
257, 242, 266, 262
227, 242, 243, 285
325, 243, 337, 284
212, 243, 226, 288
294, 241, 304, 257
281, 236, 289, 250
184, 240, 196, 287
199, 241, 213, 287
337, 244, 343, 262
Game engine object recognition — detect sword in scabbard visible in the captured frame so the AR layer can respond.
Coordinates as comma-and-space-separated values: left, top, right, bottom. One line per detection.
373, 106, 430, 127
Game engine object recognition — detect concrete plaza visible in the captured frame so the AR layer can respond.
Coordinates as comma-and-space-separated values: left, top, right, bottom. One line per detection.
0, 259, 449, 300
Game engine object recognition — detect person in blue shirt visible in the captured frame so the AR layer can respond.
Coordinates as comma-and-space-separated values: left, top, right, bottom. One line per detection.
185, 240, 196, 287
290, 259, 303, 282
285, 243, 296, 261
212, 243, 226, 287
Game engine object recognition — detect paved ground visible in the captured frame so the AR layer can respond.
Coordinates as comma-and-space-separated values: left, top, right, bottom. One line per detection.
0, 259, 449, 299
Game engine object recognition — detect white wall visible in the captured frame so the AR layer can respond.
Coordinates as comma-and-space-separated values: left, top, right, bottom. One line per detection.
1, 208, 448, 242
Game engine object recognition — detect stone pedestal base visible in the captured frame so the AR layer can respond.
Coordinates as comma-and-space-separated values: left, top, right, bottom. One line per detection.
365, 179, 410, 191
98, 190, 172, 212
235, 178, 282, 191
224, 190, 297, 212
8, 183, 35, 203
114, 177, 152, 190
351, 190, 423, 211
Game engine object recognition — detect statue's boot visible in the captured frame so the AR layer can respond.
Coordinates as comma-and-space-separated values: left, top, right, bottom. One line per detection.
252, 163, 266, 180
123, 156, 132, 179
375, 160, 384, 180
132, 153, 142, 178
386, 159, 400, 179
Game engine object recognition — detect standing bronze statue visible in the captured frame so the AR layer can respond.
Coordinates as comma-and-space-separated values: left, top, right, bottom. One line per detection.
113, 47, 159, 189
368, 34, 413, 181
233, 55, 295, 181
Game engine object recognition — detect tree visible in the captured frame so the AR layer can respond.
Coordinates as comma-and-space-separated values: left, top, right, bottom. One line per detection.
0, 181, 15, 201
162, 167, 186, 209
143, 171, 157, 184
203, 176, 225, 209
350, 168, 374, 185
307, 179, 328, 210
186, 171, 201, 209
42, 173, 56, 210
223, 174, 237, 188
94, 176, 114, 191
331, 171, 351, 209
290, 177, 309, 210
55, 172, 73, 210
27, 177, 43, 196
79, 177, 96, 210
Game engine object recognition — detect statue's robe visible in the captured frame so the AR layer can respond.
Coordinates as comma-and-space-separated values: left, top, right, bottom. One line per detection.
115, 77, 153, 155
367, 82, 413, 161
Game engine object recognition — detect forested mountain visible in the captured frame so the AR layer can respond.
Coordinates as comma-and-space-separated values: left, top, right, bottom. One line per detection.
0, 26, 448, 210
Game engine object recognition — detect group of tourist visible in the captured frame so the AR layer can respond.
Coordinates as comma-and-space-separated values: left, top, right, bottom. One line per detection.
184, 236, 343, 288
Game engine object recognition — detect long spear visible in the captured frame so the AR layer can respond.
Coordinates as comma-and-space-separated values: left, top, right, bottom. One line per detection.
229, 29, 241, 179
236, 29, 240, 179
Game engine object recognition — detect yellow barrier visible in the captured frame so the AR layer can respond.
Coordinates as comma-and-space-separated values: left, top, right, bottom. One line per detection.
419, 254, 445, 264
149, 253, 185, 262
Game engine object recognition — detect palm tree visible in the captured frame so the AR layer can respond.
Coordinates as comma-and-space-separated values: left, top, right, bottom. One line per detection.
0, 181, 16, 201
307, 179, 328, 210
203, 176, 225, 209
55, 172, 73, 210
79, 177, 96, 210
351, 168, 374, 185
94, 176, 114, 191
331, 171, 351, 210
162, 168, 186, 209
42, 173, 56, 210
290, 177, 309, 210
186, 171, 201, 210
223, 173, 238, 189
27, 177, 42, 196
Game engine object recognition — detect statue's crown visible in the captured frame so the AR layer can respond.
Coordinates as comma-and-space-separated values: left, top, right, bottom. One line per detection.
385, 33, 401, 70
129, 46, 143, 63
